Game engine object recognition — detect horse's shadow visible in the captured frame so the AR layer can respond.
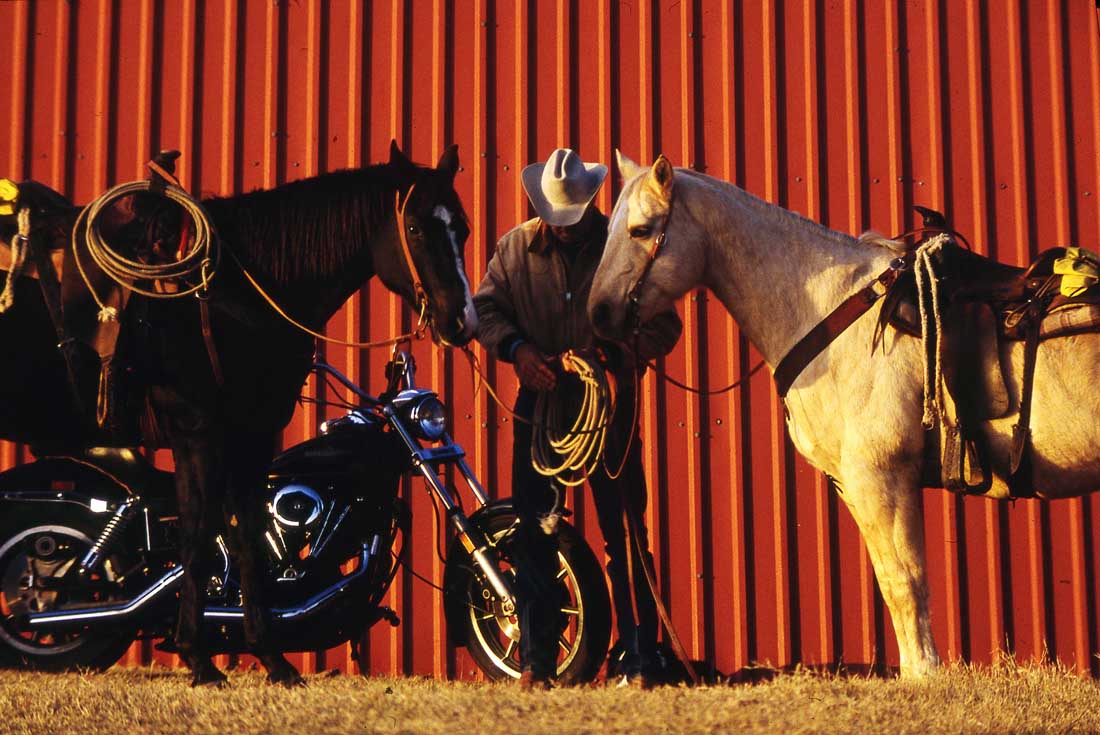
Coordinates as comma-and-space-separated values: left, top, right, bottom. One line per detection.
653, 654, 901, 686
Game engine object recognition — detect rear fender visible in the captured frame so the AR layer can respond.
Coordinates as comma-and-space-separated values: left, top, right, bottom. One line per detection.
0, 456, 135, 518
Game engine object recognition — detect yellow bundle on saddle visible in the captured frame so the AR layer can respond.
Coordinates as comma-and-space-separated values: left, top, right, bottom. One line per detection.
0, 178, 19, 216
1054, 246, 1100, 297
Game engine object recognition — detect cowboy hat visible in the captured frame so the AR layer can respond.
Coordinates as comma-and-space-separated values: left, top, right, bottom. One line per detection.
521, 148, 607, 227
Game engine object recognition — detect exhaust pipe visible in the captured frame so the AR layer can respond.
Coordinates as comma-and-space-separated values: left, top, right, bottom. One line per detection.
27, 566, 184, 629
27, 542, 374, 631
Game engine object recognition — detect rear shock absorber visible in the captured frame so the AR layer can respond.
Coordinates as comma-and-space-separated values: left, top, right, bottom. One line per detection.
78, 497, 142, 576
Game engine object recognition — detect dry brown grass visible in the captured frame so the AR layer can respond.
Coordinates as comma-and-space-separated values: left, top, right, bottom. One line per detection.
1, 661, 1100, 735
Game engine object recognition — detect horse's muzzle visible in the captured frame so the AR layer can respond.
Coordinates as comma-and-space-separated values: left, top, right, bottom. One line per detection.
437, 314, 477, 348
590, 299, 621, 339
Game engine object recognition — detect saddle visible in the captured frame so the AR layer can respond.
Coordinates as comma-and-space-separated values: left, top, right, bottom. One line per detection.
881, 210, 1100, 497
0, 157, 184, 445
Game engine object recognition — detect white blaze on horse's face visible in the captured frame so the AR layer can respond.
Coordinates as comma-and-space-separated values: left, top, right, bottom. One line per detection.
433, 205, 479, 341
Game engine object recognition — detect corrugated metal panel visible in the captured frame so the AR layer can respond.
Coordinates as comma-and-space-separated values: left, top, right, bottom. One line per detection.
1, 0, 1099, 680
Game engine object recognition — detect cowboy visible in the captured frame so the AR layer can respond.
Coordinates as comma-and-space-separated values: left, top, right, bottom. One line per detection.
474, 148, 682, 689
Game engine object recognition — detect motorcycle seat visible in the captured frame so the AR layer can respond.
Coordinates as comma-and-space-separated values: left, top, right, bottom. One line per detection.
78, 447, 175, 498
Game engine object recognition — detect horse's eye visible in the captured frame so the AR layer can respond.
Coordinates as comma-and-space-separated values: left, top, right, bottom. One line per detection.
629, 225, 652, 240
407, 224, 420, 236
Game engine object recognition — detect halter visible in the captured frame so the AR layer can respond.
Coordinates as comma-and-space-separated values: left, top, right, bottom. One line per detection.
394, 182, 430, 334
625, 184, 676, 336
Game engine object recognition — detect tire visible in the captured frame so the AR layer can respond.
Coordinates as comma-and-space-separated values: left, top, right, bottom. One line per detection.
448, 509, 611, 684
0, 510, 137, 671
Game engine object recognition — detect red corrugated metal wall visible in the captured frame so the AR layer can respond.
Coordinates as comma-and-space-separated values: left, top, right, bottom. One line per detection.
1, 0, 1099, 680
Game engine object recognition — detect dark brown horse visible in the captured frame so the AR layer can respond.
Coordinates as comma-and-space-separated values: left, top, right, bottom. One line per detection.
0, 142, 476, 685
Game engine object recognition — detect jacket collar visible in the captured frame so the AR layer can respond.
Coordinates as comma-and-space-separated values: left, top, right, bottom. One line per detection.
527, 211, 608, 256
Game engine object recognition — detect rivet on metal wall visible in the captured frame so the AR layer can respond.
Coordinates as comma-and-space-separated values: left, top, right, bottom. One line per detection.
464, 413, 472, 420
1084, 191, 1092, 197
1000, 183, 1008, 190
715, 419, 723, 425
503, 165, 509, 171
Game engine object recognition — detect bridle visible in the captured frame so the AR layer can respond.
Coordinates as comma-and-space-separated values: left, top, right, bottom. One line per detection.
625, 184, 676, 337
393, 182, 431, 332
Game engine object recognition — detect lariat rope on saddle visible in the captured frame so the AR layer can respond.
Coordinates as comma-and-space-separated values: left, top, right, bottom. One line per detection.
71, 178, 219, 319
0, 207, 30, 313
913, 234, 949, 428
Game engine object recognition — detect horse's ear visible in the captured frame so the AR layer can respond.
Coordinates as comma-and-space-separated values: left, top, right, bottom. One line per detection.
389, 140, 414, 170
650, 155, 675, 199
616, 149, 644, 181
436, 144, 460, 180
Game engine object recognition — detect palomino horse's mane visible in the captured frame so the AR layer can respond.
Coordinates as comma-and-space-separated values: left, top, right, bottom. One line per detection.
671, 168, 904, 258
203, 164, 415, 283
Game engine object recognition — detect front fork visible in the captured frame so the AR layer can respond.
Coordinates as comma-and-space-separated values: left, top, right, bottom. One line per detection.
386, 418, 516, 616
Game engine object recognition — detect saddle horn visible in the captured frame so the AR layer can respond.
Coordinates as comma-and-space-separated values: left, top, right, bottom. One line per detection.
914, 205, 948, 229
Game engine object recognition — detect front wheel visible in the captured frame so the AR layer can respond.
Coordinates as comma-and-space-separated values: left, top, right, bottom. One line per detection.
446, 508, 611, 684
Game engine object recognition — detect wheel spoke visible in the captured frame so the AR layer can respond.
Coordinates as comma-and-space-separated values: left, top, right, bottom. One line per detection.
556, 567, 568, 581
560, 605, 580, 616
558, 635, 571, 653
503, 638, 517, 661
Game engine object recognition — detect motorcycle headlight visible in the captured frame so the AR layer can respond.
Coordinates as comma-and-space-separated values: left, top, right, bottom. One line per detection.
406, 396, 448, 440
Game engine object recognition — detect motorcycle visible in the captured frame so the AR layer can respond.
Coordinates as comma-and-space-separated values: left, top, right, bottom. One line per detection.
0, 349, 611, 682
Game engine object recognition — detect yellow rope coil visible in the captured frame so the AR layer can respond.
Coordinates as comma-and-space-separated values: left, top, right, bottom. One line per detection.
530, 351, 614, 487
72, 179, 218, 315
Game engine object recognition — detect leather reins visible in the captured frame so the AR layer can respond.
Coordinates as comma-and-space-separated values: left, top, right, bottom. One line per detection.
617, 183, 701, 686
626, 184, 766, 397
233, 182, 431, 349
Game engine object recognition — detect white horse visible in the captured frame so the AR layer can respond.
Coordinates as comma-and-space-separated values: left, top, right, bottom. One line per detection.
588, 152, 1100, 677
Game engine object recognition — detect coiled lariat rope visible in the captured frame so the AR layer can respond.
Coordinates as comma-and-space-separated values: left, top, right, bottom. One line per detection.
0, 207, 31, 313
531, 351, 615, 487
913, 235, 947, 428
72, 179, 218, 321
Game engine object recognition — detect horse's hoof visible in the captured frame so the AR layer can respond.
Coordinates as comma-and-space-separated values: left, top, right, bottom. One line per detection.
191, 671, 229, 688
267, 669, 306, 688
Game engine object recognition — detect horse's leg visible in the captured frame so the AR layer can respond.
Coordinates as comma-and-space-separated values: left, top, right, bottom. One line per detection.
171, 431, 228, 687
837, 463, 941, 677
222, 433, 304, 687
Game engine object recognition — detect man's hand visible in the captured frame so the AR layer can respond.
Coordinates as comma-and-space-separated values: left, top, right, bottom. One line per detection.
514, 343, 557, 391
